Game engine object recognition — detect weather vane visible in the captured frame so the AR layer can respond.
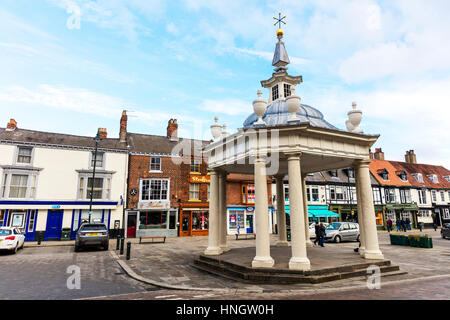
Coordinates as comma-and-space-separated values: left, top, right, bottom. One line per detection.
273, 12, 286, 29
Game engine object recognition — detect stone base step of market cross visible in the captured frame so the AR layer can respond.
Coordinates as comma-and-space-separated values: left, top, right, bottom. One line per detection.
193, 252, 404, 284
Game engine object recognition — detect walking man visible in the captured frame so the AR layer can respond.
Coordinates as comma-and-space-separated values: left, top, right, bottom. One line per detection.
387, 218, 393, 233
319, 222, 326, 247
313, 221, 320, 246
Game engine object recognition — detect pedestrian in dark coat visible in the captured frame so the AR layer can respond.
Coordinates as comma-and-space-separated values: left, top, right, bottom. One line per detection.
313, 221, 320, 245
319, 223, 326, 247
396, 219, 401, 232
406, 217, 411, 230
387, 218, 393, 233
401, 219, 407, 232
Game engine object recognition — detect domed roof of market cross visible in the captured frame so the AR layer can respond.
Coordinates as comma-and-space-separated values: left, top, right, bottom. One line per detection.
243, 100, 338, 130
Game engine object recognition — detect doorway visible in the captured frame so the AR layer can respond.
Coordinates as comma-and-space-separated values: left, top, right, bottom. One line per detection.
45, 210, 63, 240
180, 213, 191, 236
127, 213, 137, 238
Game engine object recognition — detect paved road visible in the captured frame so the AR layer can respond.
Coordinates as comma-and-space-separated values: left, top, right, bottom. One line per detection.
0, 246, 156, 300
91, 276, 450, 300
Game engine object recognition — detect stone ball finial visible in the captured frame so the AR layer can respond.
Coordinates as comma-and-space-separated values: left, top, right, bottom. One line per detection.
221, 123, 229, 138
253, 90, 267, 125
211, 116, 222, 140
286, 86, 301, 122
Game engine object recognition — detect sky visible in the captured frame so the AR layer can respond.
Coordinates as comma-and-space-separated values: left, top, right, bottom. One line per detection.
0, 0, 449, 168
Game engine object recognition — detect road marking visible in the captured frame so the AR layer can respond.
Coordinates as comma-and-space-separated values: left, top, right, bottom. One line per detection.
193, 294, 216, 298
155, 294, 177, 299
168, 297, 184, 300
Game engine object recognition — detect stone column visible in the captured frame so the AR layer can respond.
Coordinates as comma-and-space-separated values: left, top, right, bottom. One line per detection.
353, 165, 366, 256
219, 171, 229, 252
275, 174, 289, 246
252, 157, 275, 268
355, 160, 384, 260
301, 174, 313, 247
204, 169, 223, 256
287, 153, 311, 270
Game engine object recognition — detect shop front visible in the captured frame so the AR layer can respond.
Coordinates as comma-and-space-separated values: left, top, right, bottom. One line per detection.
433, 206, 450, 226
126, 200, 178, 238
179, 203, 209, 237
0, 200, 121, 241
385, 203, 419, 229
284, 205, 339, 226
227, 206, 255, 235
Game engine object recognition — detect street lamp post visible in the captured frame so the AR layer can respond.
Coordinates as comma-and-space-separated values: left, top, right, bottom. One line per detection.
89, 130, 103, 223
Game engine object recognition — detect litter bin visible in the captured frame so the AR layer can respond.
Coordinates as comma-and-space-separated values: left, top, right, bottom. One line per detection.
61, 228, 71, 241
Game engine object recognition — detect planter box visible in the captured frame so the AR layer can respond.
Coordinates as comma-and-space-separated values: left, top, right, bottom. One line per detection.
419, 237, 433, 248
408, 236, 420, 247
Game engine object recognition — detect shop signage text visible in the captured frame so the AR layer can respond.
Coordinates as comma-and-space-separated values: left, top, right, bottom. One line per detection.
189, 175, 210, 183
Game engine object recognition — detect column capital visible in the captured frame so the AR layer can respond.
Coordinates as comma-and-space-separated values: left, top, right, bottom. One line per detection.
208, 168, 219, 175
353, 159, 371, 169
285, 151, 302, 161
274, 173, 285, 180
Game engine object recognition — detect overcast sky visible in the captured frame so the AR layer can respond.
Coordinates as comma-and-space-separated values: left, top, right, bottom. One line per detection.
0, 0, 449, 168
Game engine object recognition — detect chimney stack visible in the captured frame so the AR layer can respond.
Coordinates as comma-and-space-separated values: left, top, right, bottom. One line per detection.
98, 128, 107, 139
6, 119, 17, 131
167, 119, 178, 141
405, 150, 417, 164
119, 110, 127, 142
374, 148, 385, 160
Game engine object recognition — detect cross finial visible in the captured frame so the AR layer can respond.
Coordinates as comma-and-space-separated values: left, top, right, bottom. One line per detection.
273, 12, 286, 29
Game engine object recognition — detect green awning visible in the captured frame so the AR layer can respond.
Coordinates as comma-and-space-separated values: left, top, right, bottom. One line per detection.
285, 205, 339, 218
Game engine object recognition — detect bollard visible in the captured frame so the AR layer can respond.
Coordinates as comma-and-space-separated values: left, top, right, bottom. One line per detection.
120, 237, 124, 255
126, 241, 131, 260
116, 235, 120, 250
37, 234, 41, 246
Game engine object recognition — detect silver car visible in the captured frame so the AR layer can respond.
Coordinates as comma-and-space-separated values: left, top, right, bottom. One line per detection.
324, 222, 360, 243
75, 223, 109, 251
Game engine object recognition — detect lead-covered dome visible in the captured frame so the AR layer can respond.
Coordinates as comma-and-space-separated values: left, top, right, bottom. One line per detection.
243, 99, 338, 129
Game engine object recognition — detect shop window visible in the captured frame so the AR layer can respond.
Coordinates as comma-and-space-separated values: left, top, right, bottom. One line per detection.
139, 211, 167, 229
229, 210, 245, 230
28, 210, 36, 232
190, 159, 200, 173
242, 184, 255, 204
80, 210, 102, 224
150, 157, 161, 171
16, 147, 33, 164
169, 211, 176, 229
376, 212, 383, 225
10, 211, 26, 228
141, 179, 169, 201
443, 209, 450, 220
386, 210, 396, 221
0, 210, 5, 226
192, 211, 208, 230
189, 183, 199, 200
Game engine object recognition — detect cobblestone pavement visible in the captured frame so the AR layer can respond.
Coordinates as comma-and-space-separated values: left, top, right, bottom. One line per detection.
118, 230, 450, 292
0, 243, 156, 300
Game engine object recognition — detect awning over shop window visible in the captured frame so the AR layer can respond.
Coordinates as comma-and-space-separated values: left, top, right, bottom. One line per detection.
285, 205, 339, 218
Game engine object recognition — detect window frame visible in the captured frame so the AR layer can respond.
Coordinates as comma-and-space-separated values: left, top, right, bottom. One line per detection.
190, 159, 201, 174
189, 183, 200, 201
150, 156, 162, 172
242, 184, 255, 204
89, 151, 106, 170
272, 84, 279, 101
140, 178, 170, 202
283, 83, 291, 98
77, 173, 112, 200
14, 146, 34, 165
0, 170, 39, 200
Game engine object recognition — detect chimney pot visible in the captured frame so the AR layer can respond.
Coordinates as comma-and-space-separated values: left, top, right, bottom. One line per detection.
6, 119, 17, 131
167, 119, 178, 141
374, 148, 385, 160
98, 128, 107, 139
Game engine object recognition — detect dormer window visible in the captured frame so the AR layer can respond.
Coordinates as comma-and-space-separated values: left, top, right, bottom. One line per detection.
444, 176, 450, 182
396, 170, 407, 182
377, 169, 389, 181
283, 84, 291, 98
272, 84, 279, 101
329, 170, 338, 178
345, 168, 354, 178
427, 174, 438, 184
412, 173, 424, 183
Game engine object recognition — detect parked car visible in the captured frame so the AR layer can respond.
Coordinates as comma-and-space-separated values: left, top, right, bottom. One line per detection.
441, 223, 450, 240
309, 222, 329, 239
75, 223, 109, 252
0, 227, 25, 254
324, 222, 360, 243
